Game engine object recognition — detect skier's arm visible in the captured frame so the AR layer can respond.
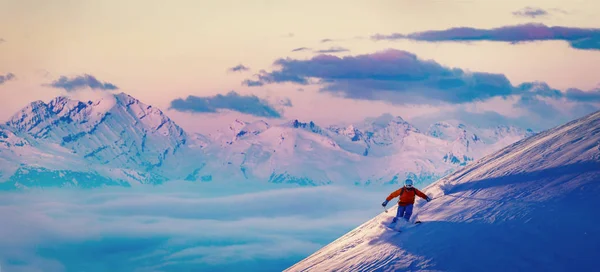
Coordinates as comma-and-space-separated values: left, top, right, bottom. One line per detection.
415, 189, 431, 201
385, 189, 402, 201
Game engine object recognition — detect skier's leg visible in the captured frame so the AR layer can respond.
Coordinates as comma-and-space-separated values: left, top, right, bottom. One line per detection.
403, 204, 413, 221
393, 205, 405, 223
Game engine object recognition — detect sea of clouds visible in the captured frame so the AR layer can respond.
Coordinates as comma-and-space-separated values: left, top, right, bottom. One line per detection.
0, 181, 392, 272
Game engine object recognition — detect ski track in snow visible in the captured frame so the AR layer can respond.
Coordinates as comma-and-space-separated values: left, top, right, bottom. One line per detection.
286, 111, 600, 272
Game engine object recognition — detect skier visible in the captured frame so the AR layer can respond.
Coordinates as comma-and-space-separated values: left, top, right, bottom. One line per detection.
382, 179, 432, 228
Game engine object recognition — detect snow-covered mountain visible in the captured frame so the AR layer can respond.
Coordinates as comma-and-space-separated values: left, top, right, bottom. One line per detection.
196, 119, 362, 185
285, 110, 600, 271
427, 121, 535, 166
328, 114, 419, 157
6, 94, 187, 168
0, 93, 535, 188
1, 93, 205, 187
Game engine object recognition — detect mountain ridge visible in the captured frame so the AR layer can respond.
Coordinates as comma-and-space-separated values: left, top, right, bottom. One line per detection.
1, 92, 537, 188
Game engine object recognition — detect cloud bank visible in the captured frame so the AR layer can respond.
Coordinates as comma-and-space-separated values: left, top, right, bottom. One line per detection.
46, 74, 119, 92
170, 91, 283, 118
0, 183, 388, 272
0, 73, 15, 85
564, 88, 600, 102
371, 23, 600, 50
243, 49, 600, 105
243, 49, 516, 104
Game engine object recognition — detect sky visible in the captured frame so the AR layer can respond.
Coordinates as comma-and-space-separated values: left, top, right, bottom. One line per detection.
1, 0, 600, 133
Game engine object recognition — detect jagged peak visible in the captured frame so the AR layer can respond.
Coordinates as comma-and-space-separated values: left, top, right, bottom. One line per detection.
6, 92, 186, 138
357, 114, 416, 135
286, 119, 317, 128
366, 113, 406, 126
110, 93, 178, 127
282, 119, 325, 135
115, 92, 161, 112
6, 100, 52, 131
48, 95, 71, 105
231, 119, 247, 126
227, 119, 248, 134
11, 100, 48, 118
244, 119, 270, 128
494, 124, 520, 133
28, 100, 47, 108
48, 96, 91, 115
427, 121, 469, 141
255, 119, 269, 125
235, 120, 270, 139
114, 92, 138, 103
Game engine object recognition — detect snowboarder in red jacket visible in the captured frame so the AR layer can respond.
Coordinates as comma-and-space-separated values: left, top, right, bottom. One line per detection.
382, 179, 431, 225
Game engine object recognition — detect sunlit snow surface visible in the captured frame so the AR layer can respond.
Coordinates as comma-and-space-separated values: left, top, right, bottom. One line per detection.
0, 182, 393, 272
286, 111, 600, 272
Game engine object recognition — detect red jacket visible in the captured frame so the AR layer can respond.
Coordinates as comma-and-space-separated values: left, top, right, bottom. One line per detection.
386, 186, 429, 206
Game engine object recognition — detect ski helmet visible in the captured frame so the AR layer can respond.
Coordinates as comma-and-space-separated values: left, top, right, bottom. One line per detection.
405, 179, 414, 188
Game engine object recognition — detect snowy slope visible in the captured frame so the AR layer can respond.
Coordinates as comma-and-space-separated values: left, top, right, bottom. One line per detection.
286, 110, 600, 272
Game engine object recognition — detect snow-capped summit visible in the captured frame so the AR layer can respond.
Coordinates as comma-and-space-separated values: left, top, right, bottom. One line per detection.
235, 120, 270, 140
360, 113, 419, 146
491, 124, 535, 139
428, 121, 486, 143
195, 117, 355, 185
434, 122, 481, 165
327, 114, 421, 158
209, 119, 271, 144
229, 119, 247, 134
1, 93, 202, 186
6, 93, 187, 169
328, 124, 364, 142
286, 110, 600, 272
428, 121, 463, 141
7, 100, 56, 134
285, 119, 326, 135
426, 121, 535, 166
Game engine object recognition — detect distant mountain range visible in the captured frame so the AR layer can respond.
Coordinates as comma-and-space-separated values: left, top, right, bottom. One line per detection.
0, 93, 535, 189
